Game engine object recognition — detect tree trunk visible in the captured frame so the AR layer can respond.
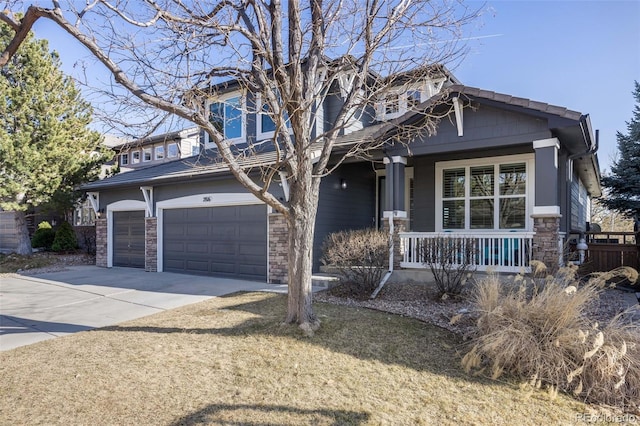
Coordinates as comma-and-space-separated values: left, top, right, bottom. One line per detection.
285, 177, 321, 329
14, 210, 32, 255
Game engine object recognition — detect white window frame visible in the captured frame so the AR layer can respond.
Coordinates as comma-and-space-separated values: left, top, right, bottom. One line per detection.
167, 142, 179, 158
205, 90, 246, 148
131, 150, 141, 164
435, 154, 535, 232
376, 84, 428, 121
120, 153, 129, 166
255, 93, 293, 140
143, 147, 152, 162
155, 145, 165, 160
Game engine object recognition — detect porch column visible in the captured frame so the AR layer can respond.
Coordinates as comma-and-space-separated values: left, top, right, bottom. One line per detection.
95, 218, 107, 268
268, 212, 288, 284
532, 138, 561, 271
383, 156, 408, 269
145, 217, 157, 272
141, 186, 157, 272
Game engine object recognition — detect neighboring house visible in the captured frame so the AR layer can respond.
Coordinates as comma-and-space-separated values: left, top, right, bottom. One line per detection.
115, 127, 201, 171
81, 66, 600, 283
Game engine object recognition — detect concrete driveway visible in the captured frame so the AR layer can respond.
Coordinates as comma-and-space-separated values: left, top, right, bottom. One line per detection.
0, 266, 287, 351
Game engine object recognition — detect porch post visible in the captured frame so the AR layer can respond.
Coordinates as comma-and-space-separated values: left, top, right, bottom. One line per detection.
383, 156, 408, 269
95, 218, 107, 268
141, 186, 157, 272
532, 138, 562, 271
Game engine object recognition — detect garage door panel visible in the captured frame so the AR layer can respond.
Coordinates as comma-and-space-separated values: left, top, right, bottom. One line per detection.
186, 224, 209, 237
113, 211, 145, 268
163, 205, 266, 281
185, 242, 209, 254
185, 260, 209, 272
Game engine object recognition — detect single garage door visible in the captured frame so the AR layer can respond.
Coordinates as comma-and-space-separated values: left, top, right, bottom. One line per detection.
163, 204, 267, 281
113, 210, 145, 268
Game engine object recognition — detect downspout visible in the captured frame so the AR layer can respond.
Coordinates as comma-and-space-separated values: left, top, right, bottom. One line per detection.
566, 119, 599, 264
371, 153, 395, 299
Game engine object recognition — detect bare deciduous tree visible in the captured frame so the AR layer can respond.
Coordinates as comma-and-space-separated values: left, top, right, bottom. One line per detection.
0, 1, 479, 329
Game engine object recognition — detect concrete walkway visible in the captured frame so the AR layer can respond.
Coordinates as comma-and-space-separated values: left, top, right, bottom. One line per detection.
0, 266, 288, 351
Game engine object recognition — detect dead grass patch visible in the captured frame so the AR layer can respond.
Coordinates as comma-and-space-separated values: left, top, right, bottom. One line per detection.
0, 252, 57, 273
1, 292, 592, 425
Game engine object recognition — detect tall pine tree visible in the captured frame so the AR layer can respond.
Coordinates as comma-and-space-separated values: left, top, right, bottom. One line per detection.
601, 81, 640, 218
0, 23, 106, 254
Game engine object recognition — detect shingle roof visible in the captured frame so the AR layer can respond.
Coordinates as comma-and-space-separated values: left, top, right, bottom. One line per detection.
82, 122, 390, 190
446, 85, 584, 121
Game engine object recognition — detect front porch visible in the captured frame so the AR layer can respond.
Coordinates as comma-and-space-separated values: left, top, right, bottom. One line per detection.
399, 231, 536, 273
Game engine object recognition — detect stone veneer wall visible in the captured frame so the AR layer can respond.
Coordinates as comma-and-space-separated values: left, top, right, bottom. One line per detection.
145, 217, 157, 272
268, 213, 288, 284
381, 217, 408, 269
95, 218, 108, 267
532, 214, 561, 272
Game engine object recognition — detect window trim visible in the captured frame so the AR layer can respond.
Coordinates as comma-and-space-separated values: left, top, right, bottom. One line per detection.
155, 145, 165, 160
120, 152, 129, 166
143, 147, 152, 162
435, 154, 535, 232
376, 84, 427, 121
255, 93, 293, 140
131, 150, 141, 164
167, 142, 179, 158
205, 90, 246, 148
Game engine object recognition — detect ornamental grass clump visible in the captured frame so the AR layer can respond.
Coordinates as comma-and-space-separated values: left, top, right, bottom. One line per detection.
463, 264, 640, 412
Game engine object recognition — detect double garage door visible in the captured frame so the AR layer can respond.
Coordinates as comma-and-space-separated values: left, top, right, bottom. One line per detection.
163, 205, 267, 281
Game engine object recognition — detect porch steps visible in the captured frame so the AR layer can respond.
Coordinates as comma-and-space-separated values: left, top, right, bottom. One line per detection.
311, 273, 341, 289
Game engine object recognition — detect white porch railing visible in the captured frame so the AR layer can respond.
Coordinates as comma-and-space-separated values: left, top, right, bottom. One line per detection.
399, 232, 535, 273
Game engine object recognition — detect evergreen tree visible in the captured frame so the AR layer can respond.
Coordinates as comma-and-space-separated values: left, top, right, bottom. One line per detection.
601, 81, 640, 218
0, 22, 107, 254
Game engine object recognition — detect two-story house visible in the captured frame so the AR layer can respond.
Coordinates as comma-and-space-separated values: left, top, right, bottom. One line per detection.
115, 127, 201, 172
81, 64, 600, 283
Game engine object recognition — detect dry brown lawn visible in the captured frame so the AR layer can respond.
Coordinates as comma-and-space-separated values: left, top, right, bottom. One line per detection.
0, 292, 598, 425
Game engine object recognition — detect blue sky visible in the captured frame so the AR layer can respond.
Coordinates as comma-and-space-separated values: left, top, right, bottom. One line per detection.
31, 0, 639, 173
455, 0, 640, 173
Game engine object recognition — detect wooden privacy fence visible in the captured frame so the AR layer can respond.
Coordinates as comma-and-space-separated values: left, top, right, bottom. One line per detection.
581, 232, 639, 273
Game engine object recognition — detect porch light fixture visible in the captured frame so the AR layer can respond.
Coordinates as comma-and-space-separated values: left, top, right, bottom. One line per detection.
340, 179, 347, 190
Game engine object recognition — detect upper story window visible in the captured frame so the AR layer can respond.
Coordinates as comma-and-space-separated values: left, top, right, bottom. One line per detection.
155, 145, 165, 160
131, 151, 141, 164
206, 92, 245, 147
256, 94, 291, 139
120, 153, 129, 166
377, 85, 427, 121
143, 148, 152, 162
167, 142, 179, 158
436, 155, 534, 231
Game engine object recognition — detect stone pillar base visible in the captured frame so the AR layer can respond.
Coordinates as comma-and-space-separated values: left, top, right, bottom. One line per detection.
268, 213, 288, 284
532, 213, 562, 273
95, 218, 107, 268
145, 217, 157, 272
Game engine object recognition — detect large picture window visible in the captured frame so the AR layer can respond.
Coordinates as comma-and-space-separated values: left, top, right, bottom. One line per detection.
207, 93, 245, 144
437, 156, 533, 231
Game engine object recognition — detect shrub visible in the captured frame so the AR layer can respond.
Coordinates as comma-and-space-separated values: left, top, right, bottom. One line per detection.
31, 221, 56, 250
321, 228, 389, 297
463, 264, 640, 412
51, 221, 78, 252
421, 236, 476, 297
76, 227, 96, 256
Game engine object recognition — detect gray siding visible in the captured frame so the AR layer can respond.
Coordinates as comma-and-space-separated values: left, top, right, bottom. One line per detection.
99, 188, 145, 211
389, 105, 551, 157
0, 211, 18, 252
411, 146, 533, 232
313, 162, 376, 271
